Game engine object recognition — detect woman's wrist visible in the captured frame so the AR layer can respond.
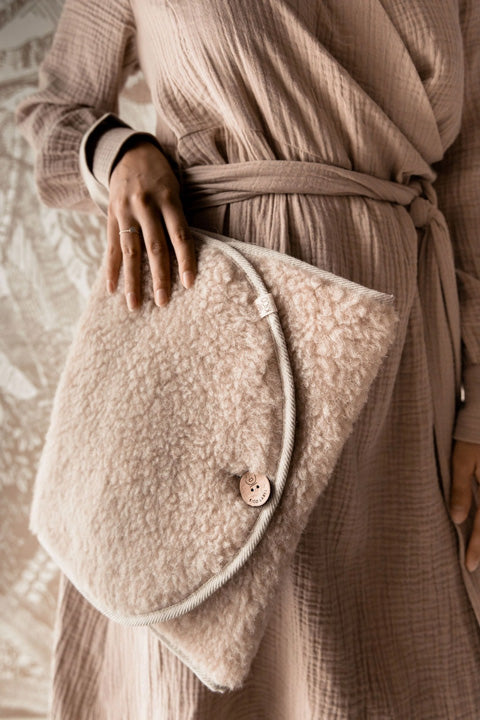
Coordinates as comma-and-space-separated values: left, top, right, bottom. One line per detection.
109, 134, 164, 180
86, 119, 164, 190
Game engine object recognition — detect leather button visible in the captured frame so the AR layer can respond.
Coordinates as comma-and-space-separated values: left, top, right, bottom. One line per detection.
239, 472, 271, 507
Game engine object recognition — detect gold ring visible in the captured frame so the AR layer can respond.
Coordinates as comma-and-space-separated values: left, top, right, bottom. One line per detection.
119, 226, 141, 235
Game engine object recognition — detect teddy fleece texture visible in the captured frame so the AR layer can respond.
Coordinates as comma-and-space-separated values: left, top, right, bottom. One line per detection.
29, 227, 399, 692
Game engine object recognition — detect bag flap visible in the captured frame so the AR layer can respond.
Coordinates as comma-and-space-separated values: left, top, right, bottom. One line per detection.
29, 227, 399, 626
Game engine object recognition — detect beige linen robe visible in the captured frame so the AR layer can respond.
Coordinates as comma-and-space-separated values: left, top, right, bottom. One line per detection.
15, 0, 480, 717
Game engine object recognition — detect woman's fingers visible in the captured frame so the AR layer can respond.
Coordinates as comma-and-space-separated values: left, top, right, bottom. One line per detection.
159, 189, 197, 290
466, 505, 480, 573
110, 196, 193, 311
106, 208, 122, 296
134, 196, 171, 307
450, 444, 473, 524
450, 439, 480, 572
116, 209, 143, 311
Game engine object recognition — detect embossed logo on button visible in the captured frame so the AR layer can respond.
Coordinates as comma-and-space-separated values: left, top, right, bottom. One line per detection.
239, 472, 271, 507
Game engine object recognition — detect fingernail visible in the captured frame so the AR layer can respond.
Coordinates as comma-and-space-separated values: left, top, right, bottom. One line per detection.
182, 271, 194, 289
467, 558, 479, 573
450, 505, 466, 523
155, 289, 168, 307
107, 280, 115, 294
127, 292, 137, 311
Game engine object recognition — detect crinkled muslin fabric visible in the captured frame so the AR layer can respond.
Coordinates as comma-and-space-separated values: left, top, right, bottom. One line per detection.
14, 0, 480, 717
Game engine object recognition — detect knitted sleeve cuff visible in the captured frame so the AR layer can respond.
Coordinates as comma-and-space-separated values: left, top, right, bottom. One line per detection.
453, 364, 480, 444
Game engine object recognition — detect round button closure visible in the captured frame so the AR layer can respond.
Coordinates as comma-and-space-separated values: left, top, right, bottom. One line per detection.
239, 472, 271, 507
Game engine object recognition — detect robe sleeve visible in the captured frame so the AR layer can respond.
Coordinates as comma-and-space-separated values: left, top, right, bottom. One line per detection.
14, 0, 159, 218
431, 0, 480, 444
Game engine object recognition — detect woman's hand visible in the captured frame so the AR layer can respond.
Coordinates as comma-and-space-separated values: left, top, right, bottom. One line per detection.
450, 439, 480, 572
106, 137, 196, 310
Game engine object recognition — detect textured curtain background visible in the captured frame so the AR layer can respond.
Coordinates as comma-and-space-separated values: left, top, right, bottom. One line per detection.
0, 2, 155, 716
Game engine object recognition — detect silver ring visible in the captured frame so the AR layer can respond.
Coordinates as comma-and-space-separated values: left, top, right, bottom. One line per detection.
119, 226, 141, 235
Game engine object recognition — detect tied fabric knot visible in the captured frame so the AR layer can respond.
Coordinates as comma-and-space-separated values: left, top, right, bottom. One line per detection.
409, 194, 439, 229
405, 177, 442, 231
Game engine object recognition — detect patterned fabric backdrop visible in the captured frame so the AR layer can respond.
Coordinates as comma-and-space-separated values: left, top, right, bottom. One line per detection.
0, 2, 155, 716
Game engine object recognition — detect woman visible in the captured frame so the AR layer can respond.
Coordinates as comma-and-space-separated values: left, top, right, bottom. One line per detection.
15, 0, 480, 717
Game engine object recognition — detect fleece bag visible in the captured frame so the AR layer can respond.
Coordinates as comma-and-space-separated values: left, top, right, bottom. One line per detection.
29, 226, 399, 693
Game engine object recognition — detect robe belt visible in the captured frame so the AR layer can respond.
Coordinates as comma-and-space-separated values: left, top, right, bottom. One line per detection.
180, 160, 445, 233
180, 160, 462, 402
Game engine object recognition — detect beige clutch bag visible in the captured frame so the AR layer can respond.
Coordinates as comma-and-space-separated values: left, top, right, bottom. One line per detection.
29, 226, 399, 693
